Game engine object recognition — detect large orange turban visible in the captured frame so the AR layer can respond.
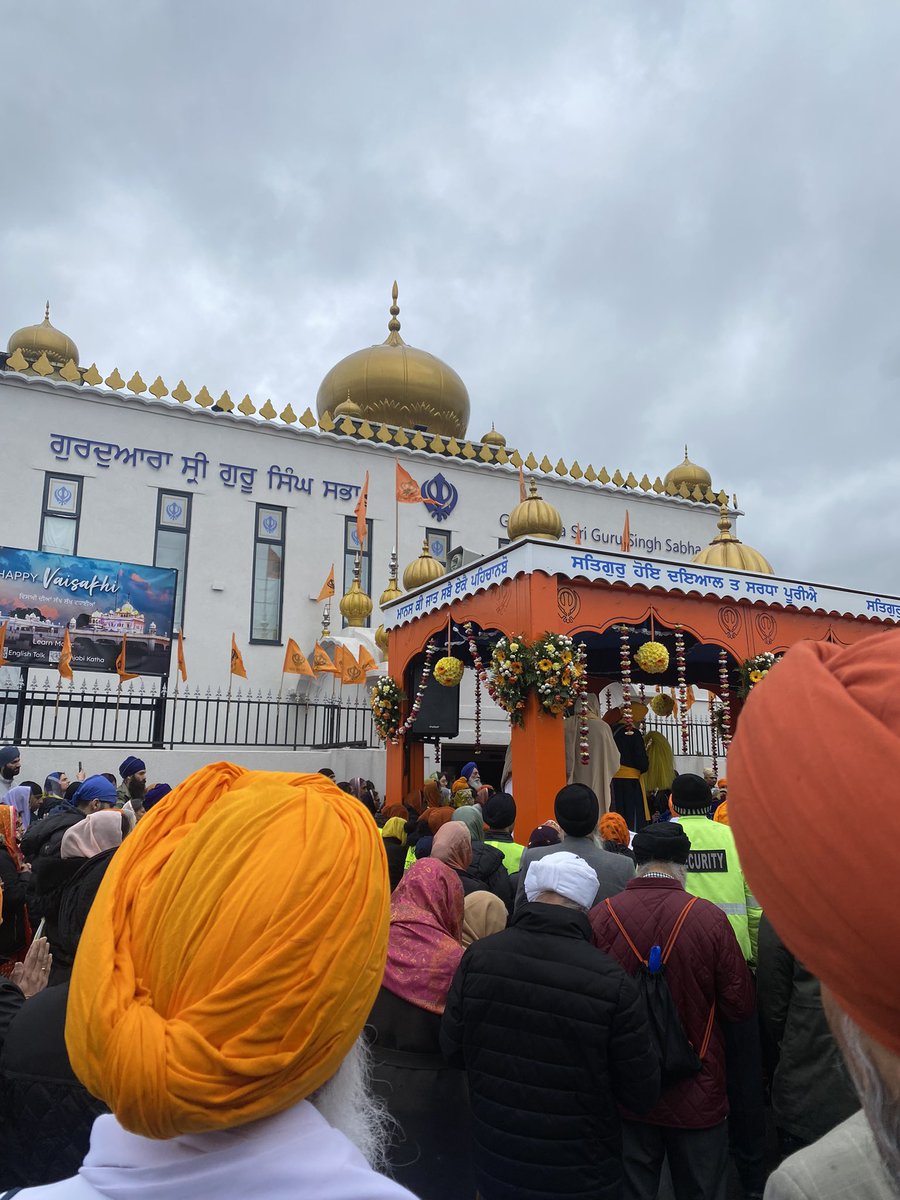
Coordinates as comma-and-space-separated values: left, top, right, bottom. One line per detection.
729, 632, 900, 1054
66, 763, 389, 1139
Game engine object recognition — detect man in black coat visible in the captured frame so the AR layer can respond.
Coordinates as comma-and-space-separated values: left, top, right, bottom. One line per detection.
441, 851, 659, 1200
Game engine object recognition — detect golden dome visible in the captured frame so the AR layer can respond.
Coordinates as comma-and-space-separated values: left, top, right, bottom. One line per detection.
665, 446, 712, 492
481, 424, 506, 448
334, 389, 363, 419
316, 282, 470, 437
693, 505, 773, 575
7, 303, 79, 374
403, 539, 445, 591
339, 556, 374, 627
375, 624, 389, 654
507, 477, 563, 542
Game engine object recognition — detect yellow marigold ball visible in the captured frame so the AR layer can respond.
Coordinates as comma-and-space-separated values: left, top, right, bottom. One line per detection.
649, 693, 675, 717
434, 656, 465, 688
634, 640, 669, 674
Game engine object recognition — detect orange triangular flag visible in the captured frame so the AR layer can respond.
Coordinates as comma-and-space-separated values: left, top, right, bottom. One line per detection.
685, 685, 696, 711
335, 643, 365, 686
176, 629, 188, 684
620, 510, 631, 552
357, 643, 378, 673
354, 472, 369, 548
574, 525, 582, 546
58, 627, 73, 681
116, 635, 139, 683
518, 465, 527, 503
283, 637, 314, 677
230, 633, 248, 679
311, 641, 339, 676
316, 564, 335, 602
396, 462, 438, 506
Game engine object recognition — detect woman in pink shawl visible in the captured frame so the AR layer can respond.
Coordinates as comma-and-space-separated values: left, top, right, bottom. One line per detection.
368, 859, 474, 1198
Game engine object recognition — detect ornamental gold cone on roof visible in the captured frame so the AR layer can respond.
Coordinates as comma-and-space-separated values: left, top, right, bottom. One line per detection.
480, 423, 507, 448
339, 555, 374, 627
6, 302, 79, 376
380, 548, 403, 606
403, 538, 445, 591
664, 445, 712, 492
375, 624, 389, 654
692, 503, 774, 574
507, 477, 563, 541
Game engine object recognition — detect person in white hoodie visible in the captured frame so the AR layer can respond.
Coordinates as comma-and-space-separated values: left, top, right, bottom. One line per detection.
2, 763, 416, 1200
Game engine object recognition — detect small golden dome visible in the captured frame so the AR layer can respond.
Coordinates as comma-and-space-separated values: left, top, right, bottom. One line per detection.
334, 388, 363, 419
316, 282, 470, 437
693, 505, 773, 574
339, 556, 374, 627
481, 424, 506, 448
665, 445, 712, 492
402, 538, 445, 591
7, 303, 79, 374
375, 624, 389, 654
507, 477, 563, 542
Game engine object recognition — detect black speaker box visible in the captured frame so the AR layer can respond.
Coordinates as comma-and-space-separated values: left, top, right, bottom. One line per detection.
408, 662, 460, 738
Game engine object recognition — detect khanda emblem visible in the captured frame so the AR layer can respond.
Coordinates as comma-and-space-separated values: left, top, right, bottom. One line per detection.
346, 662, 363, 683
421, 473, 458, 523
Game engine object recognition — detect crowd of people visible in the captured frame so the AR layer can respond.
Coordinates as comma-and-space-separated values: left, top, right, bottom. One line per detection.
0, 635, 897, 1199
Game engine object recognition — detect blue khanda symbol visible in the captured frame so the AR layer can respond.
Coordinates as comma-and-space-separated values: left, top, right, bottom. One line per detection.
166, 501, 183, 522
421, 473, 458, 523
430, 538, 444, 557
263, 515, 278, 535
54, 485, 73, 507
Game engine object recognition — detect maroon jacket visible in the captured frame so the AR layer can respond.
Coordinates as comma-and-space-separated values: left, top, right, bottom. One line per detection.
589, 875, 754, 1128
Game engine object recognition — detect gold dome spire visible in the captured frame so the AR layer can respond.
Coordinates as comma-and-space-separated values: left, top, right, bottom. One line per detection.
375, 624, 389, 654
380, 548, 403, 606
507, 477, 563, 542
339, 554, 374, 627
692, 504, 773, 574
402, 538, 445, 591
481, 424, 506, 448
7, 302, 79, 376
334, 387, 362, 419
316, 282, 470, 437
664, 445, 712, 492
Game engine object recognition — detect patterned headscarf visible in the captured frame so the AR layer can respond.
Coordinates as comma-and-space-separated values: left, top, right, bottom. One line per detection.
382, 859, 464, 1014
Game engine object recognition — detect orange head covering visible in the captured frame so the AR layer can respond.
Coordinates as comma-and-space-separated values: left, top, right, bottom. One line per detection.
422, 779, 443, 810
424, 806, 454, 835
712, 801, 729, 825
729, 631, 900, 1055
0, 804, 19, 865
65, 763, 390, 1139
599, 812, 630, 846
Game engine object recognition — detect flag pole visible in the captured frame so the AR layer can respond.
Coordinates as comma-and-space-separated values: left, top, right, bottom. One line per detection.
278, 670, 285, 702
395, 491, 399, 569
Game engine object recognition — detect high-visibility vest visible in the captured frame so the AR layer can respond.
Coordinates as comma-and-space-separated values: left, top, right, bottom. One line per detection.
484, 835, 525, 873
676, 815, 761, 964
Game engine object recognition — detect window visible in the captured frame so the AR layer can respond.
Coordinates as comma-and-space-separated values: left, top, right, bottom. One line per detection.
426, 527, 451, 567
154, 491, 192, 631
498, 537, 510, 549
251, 505, 285, 643
343, 516, 373, 625
40, 473, 82, 554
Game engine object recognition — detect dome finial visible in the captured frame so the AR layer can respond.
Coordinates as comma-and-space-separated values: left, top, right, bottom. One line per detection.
388, 280, 401, 335
44, 300, 50, 322
684, 443, 689, 460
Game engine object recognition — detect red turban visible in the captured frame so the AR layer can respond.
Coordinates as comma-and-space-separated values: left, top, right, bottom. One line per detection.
729, 631, 900, 1054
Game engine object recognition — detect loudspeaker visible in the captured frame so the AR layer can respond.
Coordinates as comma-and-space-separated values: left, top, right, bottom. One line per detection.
408, 663, 460, 739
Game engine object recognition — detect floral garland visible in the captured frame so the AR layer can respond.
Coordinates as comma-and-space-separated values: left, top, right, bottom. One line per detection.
619, 627, 634, 732
489, 634, 531, 724
737, 651, 781, 698
370, 675, 404, 742
531, 632, 584, 717
393, 641, 439, 740
675, 629, 688, 753
474, 669, 482, 751
463, 623, 501, 705
576, 644, 590, 765
718, 648, 732, 748
708, 690, 718, 779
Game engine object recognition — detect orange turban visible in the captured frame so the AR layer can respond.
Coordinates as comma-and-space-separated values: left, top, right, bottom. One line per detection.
712, 801, 729, 825
65, 763, 390, 1138
599, 812, 630, 846
729, 632, 900, 1055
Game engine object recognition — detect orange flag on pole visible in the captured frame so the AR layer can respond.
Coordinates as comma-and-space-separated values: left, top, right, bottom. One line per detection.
58, 627, 73, 681
357, 644, 378, 674
283, 638, 314, 677
176, 629, 188, 684
396, 462, 438, 506
316, 564, 335, 603
230, 634, 248, 679
621, 510, 631, 552
518, 465, 527, 503
311, 642, 339, 676
354, 472, 369, 548
335, 643, 365, 686
116, 635, 139, 684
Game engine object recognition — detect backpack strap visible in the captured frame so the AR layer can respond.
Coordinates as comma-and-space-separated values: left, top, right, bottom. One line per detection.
603, 898, 646, 966
661, 896, 699, 963
698, 1000, 716, 1059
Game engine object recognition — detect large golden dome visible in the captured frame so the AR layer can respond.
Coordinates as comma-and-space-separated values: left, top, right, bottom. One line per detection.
403, 539, 445, 591
665, 446, 712, 492
316, 283, 470, 437
7, 303, 79, 374
693, 505, 773, 574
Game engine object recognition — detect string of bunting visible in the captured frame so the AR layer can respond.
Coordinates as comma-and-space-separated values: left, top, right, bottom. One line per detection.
675, 629, 689, 753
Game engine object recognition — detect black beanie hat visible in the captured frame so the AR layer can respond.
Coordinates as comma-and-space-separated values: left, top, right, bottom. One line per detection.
483, 792, 516, 831
632, 822, 692, 865
554, 784, 600, 838
671, 773, 713, 814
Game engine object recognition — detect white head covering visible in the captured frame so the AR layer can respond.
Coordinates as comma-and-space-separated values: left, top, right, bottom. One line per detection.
524, 850, 599, 909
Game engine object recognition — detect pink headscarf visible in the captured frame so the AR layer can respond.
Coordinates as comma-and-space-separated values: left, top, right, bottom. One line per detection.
382, 859, 464, 1014
431, 822, 473, 872
61, 811, 125, 860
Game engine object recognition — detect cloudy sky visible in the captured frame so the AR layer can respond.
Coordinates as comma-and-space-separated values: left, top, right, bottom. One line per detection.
3, 2, 899, 590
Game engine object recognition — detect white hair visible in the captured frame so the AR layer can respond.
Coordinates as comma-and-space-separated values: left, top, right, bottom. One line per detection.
532, 889, 584, 911
837, 1011, 900, 1191
636, 861, 688, 887
309, 1037, 396, 1173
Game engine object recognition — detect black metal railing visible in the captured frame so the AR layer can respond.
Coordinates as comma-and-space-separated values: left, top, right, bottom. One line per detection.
643, 714, 726, 760
0, 679, 377, 751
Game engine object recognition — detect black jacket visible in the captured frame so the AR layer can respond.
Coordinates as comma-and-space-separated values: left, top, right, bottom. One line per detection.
441, 903, 659, 1200
20, 809, 84, 863
0, 980, 107, 1187
0, 849, 30, 959
467, 842, 513, 912
383, 837, 407, 893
